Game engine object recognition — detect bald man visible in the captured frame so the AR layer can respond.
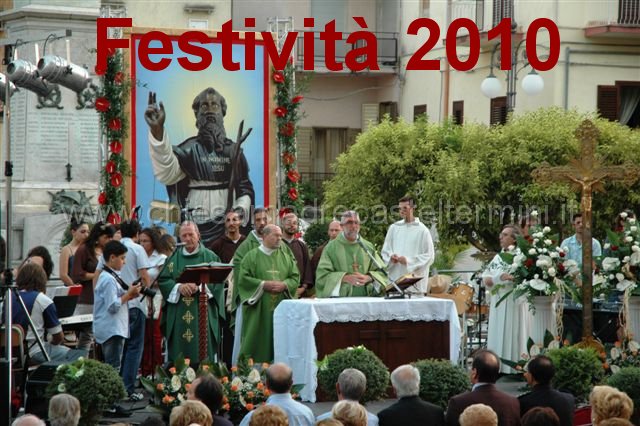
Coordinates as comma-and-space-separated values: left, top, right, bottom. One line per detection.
240, 363, 315, 426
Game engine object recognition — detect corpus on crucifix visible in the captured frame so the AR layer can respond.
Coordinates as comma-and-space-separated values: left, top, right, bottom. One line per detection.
532, 120, 640, 347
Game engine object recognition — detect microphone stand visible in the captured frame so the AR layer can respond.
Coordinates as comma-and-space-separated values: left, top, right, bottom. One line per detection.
356, 238, 408, 299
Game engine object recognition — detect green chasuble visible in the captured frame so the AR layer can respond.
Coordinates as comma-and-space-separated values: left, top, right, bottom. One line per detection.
315, 233, 387, 298
158, 245, 225, 364
237, 246, 299, 363
231, 232, 294, 314
231, 231, 261, 314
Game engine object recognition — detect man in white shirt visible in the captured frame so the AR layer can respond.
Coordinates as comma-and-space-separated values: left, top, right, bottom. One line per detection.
381, 196, 435, 293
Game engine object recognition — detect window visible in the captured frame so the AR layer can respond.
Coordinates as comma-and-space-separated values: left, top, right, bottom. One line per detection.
421, 0, 430, 17
452, 101, 464, 124
379, 102, 399, 122
492, 0, 513, 27
597, 85, 618, 122
597, 83, 640, 128
188, 19, 208, 30
490, 96, 507, 125
414, 104, 427, 121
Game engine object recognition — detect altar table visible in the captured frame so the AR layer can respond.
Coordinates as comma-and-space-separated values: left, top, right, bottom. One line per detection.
273, 297, 461, 402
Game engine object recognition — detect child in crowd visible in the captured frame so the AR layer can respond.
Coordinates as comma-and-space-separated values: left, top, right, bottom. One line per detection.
93, 240, 141, 369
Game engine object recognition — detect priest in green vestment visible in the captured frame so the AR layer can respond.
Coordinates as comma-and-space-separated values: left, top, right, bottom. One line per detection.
231, 207, 270, 314
159, 221, 225, 364
316, 210, 387, 298
237, 224, 299, 363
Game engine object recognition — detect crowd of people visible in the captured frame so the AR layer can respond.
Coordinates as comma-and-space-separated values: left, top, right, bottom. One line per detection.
10, 351, 638, 425
4, 199, 639, 425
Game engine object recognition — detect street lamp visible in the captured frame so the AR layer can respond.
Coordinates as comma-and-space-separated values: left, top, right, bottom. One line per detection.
480, 21, 546, 113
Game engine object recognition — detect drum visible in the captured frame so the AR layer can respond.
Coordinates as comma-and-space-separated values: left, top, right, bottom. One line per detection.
450, 283, 474, 316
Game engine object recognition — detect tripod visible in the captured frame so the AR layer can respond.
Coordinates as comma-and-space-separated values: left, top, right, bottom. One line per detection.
0, 58, 50, 424
1, 266, 51, 424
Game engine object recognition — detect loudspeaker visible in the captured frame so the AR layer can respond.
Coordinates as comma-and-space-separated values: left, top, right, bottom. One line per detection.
25, 361, 64, 420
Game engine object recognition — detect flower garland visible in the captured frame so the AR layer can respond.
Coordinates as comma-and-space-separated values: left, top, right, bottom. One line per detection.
273, 62, 304, 215
95, 49, 130, 225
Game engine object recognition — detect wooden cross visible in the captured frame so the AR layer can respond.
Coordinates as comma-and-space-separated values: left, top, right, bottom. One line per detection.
532, 119, 640, 344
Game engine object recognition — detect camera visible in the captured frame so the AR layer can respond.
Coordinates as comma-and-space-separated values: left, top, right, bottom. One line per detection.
131, 277, 157, 298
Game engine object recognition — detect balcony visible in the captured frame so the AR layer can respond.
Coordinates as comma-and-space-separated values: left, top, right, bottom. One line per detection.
294, 30, 398, 74
449, 0, 524, 47
584, 0, 640, 39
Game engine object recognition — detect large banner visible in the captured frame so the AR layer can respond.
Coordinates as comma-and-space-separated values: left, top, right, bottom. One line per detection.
127, 28, 275, 243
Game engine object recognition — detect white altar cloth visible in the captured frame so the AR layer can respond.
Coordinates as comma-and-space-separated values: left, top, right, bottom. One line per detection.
273, 297, 461, 402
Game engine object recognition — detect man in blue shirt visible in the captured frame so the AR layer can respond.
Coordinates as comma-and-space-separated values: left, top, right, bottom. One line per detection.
240, 363, 314, 426
560, 213, 602, 268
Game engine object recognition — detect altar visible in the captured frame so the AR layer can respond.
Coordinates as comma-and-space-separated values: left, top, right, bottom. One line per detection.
273, 297, 461, 402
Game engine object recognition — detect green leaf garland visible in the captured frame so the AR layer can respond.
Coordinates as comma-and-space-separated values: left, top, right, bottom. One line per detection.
96, 49, 130, 224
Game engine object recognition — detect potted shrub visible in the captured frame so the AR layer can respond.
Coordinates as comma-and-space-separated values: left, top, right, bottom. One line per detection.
413, 359, 471, 409
46, 357, 126, 426
547, 346, 605, 402
607, 367, 640, 424
317, 345, 389, 403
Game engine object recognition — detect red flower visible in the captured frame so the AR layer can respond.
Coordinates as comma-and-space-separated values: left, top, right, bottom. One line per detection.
273, 72, 285, 83
95, 97, 110, 112
279, 122, 295, 137
110, 172, 123, 187
107, 212, 122, 225
98, 192, 107, 205
292, 95, 303, 104
108, 118, 122, 131
611, 245, 618, 251
558, 263, 565, 272
274, 106, 287, 117
559, 251, 565, 258
94, 64, 106, 76
525, 258, 535, 268
287, 169, 300, 183
114, 72, 125, 84
105, 160, 117, 174
288, 187, 298, 201
282, 152, 295, 165
109, 140, 123, 154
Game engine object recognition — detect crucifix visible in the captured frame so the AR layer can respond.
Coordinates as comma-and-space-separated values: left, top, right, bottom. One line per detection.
532, 119, 640, 346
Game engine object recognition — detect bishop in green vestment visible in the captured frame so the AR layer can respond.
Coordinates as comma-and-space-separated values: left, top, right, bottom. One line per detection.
159, 222, 225, 364
316, 211, 387, 298
237, 224, 299, 363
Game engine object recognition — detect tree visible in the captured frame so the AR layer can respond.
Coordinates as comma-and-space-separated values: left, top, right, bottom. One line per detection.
322, 107, 640, 251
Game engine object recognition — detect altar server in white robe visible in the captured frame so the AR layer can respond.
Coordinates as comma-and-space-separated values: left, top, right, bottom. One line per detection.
381, 196, 435, 294
482, 224, 532, 373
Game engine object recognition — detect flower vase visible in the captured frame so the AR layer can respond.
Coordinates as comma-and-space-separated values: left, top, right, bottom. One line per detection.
530, 295, 557, 345
628, 296, 640, 340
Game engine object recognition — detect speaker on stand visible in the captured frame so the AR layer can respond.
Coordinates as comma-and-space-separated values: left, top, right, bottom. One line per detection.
24, 361, 64, 420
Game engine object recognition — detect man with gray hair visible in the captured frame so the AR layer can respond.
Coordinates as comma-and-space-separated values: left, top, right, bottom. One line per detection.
316, 368, 379, 425
316, 211, 387, 297
236, 224, 299, 362
11, 415, 46, 426
377, 364, 444, 426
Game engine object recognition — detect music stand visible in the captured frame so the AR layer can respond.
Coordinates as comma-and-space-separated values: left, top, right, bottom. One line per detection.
385, 275, 422, 299
176, 265, 232, 362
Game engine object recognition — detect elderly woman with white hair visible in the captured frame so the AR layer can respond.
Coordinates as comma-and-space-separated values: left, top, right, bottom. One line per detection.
48, 393, 81, 426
